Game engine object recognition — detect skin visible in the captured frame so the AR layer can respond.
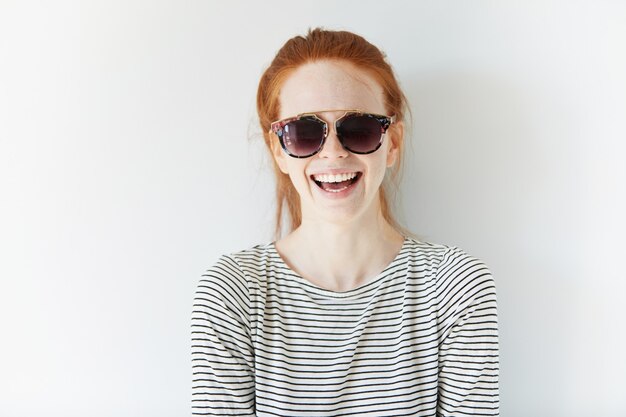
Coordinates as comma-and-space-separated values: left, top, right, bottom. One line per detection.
272, 60, 405, 292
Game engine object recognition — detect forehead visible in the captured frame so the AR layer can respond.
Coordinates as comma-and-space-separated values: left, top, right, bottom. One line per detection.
278, 60, 386, 118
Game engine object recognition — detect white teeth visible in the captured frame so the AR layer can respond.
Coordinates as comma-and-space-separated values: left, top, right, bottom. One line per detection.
312, 172, 358, 183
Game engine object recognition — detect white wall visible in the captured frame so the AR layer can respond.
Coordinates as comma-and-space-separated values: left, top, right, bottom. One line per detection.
1, 1, 624, 416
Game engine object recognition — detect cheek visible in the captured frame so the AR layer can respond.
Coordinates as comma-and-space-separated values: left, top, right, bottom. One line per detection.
283, 162, 311, 190
273, 148, 289, 175
372, 165, 388, 187
366, 155, 390, 186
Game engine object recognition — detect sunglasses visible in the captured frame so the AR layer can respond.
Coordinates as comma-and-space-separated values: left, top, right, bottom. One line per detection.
270, 109, 395, 158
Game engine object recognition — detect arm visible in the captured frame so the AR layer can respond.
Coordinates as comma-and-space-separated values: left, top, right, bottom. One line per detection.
436, 248, 500, 416
191, 255, 255, 416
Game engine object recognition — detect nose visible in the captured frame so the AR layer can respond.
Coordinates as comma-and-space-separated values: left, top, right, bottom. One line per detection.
318, 128, 349, 159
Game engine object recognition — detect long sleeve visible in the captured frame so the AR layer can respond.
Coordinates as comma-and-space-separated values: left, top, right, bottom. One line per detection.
191, 255, 255, 416
436, 248, 500, 416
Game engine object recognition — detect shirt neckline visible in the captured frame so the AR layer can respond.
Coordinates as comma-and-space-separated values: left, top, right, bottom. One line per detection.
268, 236, 411, 297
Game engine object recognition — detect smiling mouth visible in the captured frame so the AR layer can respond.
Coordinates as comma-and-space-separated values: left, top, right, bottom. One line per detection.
311, 172, 362, 193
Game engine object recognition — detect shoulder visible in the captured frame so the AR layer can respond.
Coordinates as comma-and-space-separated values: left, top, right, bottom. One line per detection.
227, 242, 276, 279
198, 242, 275, 291
403, 237, 454, 263
403, 237, 496, 294
194, 242, 274, 318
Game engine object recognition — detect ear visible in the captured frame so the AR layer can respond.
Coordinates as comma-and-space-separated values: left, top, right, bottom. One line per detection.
270, 133, 290, 174
385, 120, 403, 168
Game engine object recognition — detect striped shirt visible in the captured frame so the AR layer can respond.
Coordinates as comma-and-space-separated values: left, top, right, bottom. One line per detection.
191, 237, 499, 416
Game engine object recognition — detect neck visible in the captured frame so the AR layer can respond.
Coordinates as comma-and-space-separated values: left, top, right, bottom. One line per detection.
296, 213, 400, 251
277, 207, 405, 292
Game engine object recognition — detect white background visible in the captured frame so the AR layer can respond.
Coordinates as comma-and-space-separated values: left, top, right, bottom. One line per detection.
1, 1, 625, 416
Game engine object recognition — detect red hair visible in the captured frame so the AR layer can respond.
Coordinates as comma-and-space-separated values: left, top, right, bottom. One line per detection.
257, 28, 410, 238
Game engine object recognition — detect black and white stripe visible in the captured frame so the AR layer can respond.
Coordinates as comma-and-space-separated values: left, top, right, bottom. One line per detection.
192, 238, 499, 416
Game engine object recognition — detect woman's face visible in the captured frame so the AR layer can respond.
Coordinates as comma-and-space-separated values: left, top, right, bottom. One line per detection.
272, 60, 401, 227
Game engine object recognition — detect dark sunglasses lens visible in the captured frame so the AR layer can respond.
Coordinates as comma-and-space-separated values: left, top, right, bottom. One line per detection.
283, 118, 325, 157
337, 115, 383, 153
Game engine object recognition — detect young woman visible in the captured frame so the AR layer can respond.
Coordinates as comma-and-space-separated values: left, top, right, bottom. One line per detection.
192, 28, 499, 416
